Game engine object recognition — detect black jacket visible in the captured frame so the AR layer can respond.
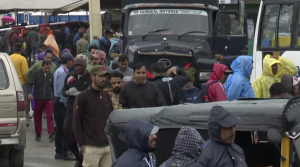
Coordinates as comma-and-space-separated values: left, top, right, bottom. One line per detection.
27, 69, 54, 100
198, 106, 248, 167
112, 120, 157, 167
62, 70, 92, 111
150, 67, 190, 106
19, 37, 31, 59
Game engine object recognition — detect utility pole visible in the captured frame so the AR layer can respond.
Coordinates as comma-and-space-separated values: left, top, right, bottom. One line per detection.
89, 0, 102, 42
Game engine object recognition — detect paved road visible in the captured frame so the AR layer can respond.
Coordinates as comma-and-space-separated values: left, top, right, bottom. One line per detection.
24, 118, 75, 167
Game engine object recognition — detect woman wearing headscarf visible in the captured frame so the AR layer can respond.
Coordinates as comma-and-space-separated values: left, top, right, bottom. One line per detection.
159, 126, 205, 167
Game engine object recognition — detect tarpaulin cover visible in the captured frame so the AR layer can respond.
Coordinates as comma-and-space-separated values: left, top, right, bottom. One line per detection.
106, 99, 289, 165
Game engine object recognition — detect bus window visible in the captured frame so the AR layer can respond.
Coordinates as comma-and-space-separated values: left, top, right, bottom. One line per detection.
260, 5, 279, 48
296, 5, 300, 47
277, 5, 293, 48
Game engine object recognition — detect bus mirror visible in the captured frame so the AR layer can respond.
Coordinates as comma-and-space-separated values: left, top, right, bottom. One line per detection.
267, 129, 282, 145
220, 14, 231, 35
104, 12, 112, 31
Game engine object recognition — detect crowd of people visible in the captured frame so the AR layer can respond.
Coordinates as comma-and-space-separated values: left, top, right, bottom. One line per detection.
4, 21, 300, 167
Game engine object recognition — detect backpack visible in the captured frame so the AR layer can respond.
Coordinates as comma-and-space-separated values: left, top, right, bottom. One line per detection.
193, 81, 218, 103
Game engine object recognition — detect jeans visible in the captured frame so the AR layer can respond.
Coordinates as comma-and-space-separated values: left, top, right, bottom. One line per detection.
53, 97, 67, 154
21, 84, 29, 114
31, 47, 38, 58
64, 110, 82, 162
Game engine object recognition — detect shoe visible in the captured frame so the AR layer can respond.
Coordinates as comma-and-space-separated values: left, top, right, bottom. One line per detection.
35, 135, 41, 141
55, 153, 63, 159
64, 152, 76, 161
49, 132, 55, 142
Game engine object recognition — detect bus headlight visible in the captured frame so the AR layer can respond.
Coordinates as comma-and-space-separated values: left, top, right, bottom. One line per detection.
199, 72, 212, 81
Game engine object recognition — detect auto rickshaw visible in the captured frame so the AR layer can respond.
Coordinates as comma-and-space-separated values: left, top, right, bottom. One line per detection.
105, 96, 300, 167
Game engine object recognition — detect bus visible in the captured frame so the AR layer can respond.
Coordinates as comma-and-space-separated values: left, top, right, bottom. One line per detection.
251, 0, 300, 83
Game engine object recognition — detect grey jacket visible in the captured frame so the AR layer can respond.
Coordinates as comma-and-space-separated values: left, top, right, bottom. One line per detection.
27, 69, 54, 100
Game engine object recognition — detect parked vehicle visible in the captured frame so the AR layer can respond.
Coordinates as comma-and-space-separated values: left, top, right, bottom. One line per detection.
106, 97, 300, 167
0, 53, 26, 167
251, 0, 300, 82
108, 0, 248, 84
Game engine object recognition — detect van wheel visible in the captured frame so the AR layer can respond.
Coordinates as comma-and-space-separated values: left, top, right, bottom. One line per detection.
9, 148, 24, 167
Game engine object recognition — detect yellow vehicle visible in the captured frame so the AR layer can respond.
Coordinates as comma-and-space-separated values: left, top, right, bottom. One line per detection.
106, 97, 300, 167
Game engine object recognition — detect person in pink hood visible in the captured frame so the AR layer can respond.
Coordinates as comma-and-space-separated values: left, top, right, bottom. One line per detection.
206, 63, 232, 102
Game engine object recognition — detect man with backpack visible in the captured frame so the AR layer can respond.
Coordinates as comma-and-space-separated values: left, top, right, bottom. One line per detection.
150, 63, 190, 105
205, 63, 232, 102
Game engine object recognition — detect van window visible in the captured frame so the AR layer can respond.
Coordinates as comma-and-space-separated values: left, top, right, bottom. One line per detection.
0, 59, 9, 90
277, 5, 293, 48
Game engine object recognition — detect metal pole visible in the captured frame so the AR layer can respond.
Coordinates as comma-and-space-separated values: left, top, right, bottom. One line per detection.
15, 9, 18, 25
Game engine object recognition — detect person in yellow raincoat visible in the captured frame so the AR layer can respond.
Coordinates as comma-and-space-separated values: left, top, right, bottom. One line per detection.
252, 54, 298, 98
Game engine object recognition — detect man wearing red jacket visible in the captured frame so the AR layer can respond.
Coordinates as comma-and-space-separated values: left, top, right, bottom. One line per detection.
206, 63, 232, 102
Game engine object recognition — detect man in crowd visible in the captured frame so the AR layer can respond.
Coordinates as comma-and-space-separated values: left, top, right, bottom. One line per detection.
150, 63, 190, 105
27, 60, 55, 142
86, 45, 99, 72
28, 28, 39, 58
39, 28, 47, 45
270, 82, 289, 99
281, 74, 299, 98
26, 50, 56, 81
62, 56, 91, 166
99, 30, 112, 66
103, 82, 113, 97
252, 54, 298, 98
10, 30, 20, 53
198, 106, 247, 167
181, 67, 198, 103
73, 65, 113, 167
160, 126, 205, 167
115, 55, 134, 83
109, 71, 124, 110
5, 25, 13, 53
20, 33, 32, 60
225, 56, 255, 100
53, 52, 75, 160
73, 28, 83, 51
85, 36, 99, 57
112, 119, 158, 167
90, 50, 113, 73
206, 63, 232, 102
10, 43, 29, 117
76, 32, 89, 55
54, 27, 65, 53
119, 63, 165, 108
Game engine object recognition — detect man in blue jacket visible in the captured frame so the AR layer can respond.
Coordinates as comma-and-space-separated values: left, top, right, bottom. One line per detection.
224, 56, 255, 100
112, 119, 159, 167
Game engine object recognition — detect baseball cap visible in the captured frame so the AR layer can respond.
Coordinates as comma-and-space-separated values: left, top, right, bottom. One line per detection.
90, 65, 108, 76
93, 35, 99, 39
61, 52, 74, 60
93, 50, 106, 59
293, 76, 299, 86
150, 126, 159, 135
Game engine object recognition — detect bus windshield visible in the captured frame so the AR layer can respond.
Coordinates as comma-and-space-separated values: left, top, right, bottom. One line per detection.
127, 9, 209, 36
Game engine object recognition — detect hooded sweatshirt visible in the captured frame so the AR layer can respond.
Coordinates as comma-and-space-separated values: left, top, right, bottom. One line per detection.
206, 63, 228, 102
160, 126, 205, 167
281, 74, 294, 98
224, 56, 255, 100
198, 106, 247, 167
112, 119, 157, 167
252, 54, 298, 98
